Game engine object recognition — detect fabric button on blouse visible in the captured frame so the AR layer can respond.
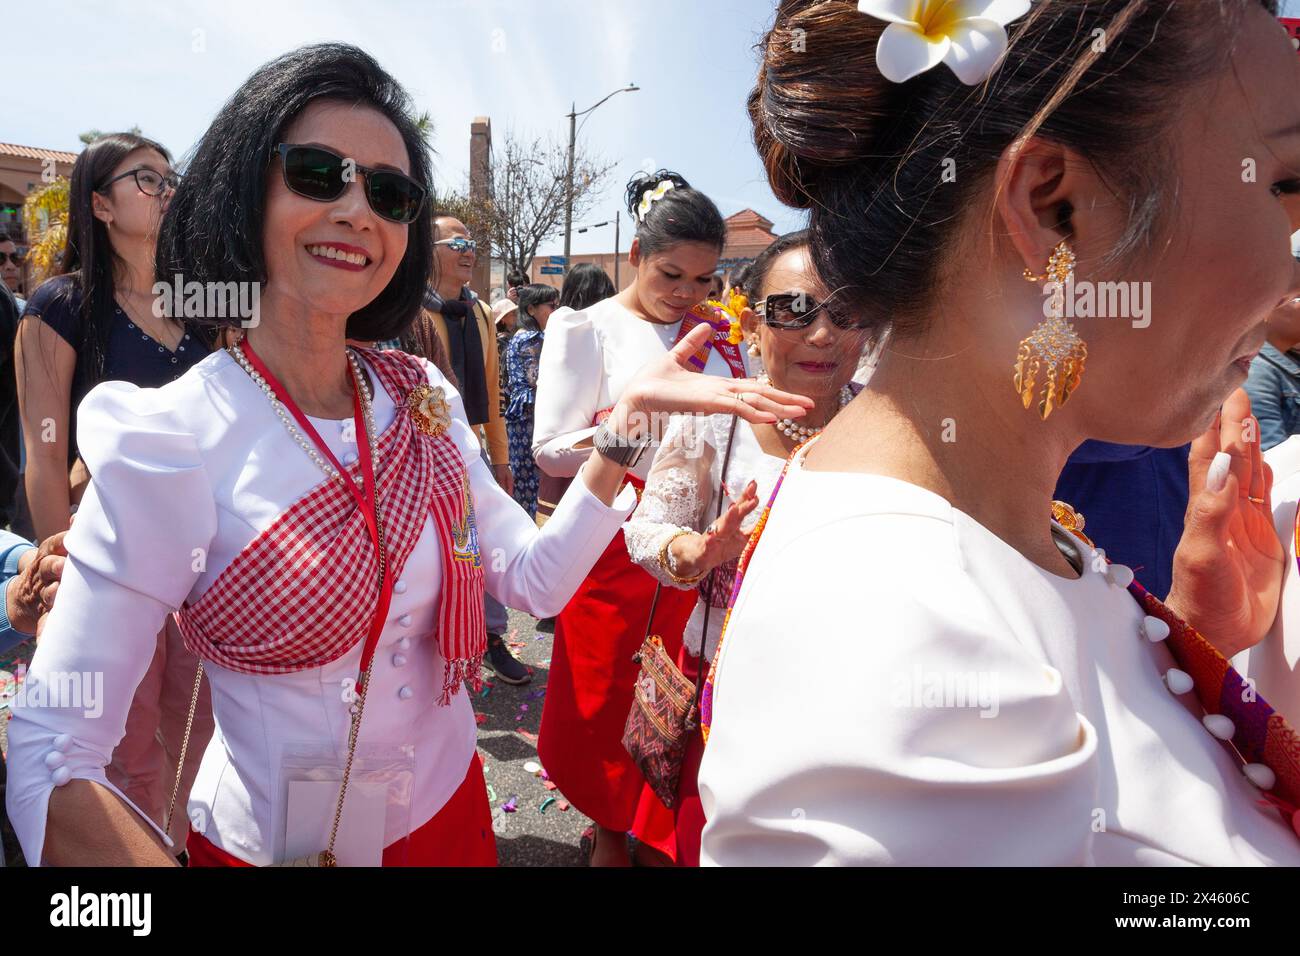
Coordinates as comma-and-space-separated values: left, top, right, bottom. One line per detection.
394, 580, 408, 594
398, 686, 413, 700
399, 614, 412, 628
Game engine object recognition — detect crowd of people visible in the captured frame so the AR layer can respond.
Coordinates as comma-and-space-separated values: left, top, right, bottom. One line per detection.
2, 0, 1300, 868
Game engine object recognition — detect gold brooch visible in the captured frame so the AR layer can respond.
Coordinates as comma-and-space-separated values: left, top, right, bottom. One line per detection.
407, 383, 451, 437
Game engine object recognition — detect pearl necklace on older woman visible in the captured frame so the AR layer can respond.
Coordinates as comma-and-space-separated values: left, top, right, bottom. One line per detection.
759, 373, 853, 440
227, 341, 380, 485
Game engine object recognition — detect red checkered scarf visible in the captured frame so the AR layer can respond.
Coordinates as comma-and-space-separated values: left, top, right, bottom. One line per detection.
175, 349, 487, 704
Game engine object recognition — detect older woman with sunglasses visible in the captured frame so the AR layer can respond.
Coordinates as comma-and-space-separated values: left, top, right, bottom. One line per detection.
4, 44, 807, 868
624, 230, 869, 866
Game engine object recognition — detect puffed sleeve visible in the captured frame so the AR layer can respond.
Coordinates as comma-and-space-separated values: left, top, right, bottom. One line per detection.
625, 414, 718, 588
5, 381, 217, 865
698, 515, 1099, 866
531, 306, 603, 478
420, 358, 636, 619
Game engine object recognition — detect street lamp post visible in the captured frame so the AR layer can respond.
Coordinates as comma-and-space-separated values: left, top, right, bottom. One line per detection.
564, 84, 638, 270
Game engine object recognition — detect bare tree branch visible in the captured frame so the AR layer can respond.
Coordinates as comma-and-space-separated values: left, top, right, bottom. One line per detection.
433, 128, 614, 276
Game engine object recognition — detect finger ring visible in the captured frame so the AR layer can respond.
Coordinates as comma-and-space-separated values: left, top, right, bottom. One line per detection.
737, 392, 754, 406
1248, 495, 1265, 505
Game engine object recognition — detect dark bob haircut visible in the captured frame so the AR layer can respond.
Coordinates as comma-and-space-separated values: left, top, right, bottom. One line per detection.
624, 168, 725, 256
558, 261, 615, 311
516, 283, 559, 331
157, 43, 433, 342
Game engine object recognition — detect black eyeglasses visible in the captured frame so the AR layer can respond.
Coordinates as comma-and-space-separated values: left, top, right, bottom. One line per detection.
1, 251, 22, 266
96, 167, 180, 197
755, 292, 860, 330
275, 144, 426, 225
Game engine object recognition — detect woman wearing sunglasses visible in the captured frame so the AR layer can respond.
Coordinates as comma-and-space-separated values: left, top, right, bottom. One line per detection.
533, 169, 753, 866
624, 229, 869, 866
14, 132, 216, 854
5, 44, 807, 867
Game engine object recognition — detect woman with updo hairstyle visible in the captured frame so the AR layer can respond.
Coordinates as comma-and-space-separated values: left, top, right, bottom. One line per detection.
698, 0, 1300, 865
5, 46, 805, 867
533, 168, 755, 866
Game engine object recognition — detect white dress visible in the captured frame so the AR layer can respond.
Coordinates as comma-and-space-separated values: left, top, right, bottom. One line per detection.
624, 413, 784, 660
532, 296, 746, 481
5, 349, 636, 866
698, 440, 1300, 866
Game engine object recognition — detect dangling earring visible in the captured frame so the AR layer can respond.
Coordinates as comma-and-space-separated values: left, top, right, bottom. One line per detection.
1014, 240, 1087, 420
747, 335, 761, 359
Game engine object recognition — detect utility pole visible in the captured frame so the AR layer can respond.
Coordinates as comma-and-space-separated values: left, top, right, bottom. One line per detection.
562, 84, 638, 272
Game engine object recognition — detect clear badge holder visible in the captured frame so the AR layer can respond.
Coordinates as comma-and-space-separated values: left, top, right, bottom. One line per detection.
277, 742, 415, 867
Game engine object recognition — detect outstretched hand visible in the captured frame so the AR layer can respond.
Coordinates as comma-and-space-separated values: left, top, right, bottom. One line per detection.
1166, 388, 1285, 657
611, 323, 813, 436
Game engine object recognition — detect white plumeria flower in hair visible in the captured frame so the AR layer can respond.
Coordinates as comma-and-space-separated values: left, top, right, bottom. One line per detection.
637, 179, 676, 222
857, 0, 1032, 86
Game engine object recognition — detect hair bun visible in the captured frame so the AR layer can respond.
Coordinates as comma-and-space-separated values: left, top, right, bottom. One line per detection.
624, 168, 690, 218
751, 0, 898, 208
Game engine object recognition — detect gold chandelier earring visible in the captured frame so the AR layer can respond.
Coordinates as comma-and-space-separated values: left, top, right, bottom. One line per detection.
1013, 240, 1087, 420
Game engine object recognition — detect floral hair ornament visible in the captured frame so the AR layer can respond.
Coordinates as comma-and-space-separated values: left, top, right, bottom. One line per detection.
637, 179, 676, 222
856, 0, 1032, 85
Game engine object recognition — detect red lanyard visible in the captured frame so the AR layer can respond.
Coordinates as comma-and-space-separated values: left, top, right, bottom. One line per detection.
239, 338, 393, 690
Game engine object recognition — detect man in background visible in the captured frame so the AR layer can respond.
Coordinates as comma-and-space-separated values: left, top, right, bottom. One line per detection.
0, 232, 24, 312
410, 214, 530, 685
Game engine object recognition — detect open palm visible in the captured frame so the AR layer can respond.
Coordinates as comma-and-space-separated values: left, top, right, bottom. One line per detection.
617, 323, 813, 432
1167, 388, 1284, 657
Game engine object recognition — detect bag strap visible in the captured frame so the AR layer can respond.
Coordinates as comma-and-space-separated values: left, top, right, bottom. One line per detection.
685, 415, 740, 726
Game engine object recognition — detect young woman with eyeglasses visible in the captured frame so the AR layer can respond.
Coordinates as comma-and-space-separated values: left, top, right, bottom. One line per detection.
4, 45, 807, 867
13, 132, 217, 854
623, 229, 869, 865
17, 133, 201, 542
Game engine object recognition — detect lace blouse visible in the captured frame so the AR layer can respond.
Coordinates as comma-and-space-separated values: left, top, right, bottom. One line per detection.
625, 412, 784, 659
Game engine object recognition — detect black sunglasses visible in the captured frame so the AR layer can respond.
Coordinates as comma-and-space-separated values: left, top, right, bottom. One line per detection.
276, 144, 426, 225
97, 167, 180, 197
2, 251, 22, 266
755, 292, 860, 331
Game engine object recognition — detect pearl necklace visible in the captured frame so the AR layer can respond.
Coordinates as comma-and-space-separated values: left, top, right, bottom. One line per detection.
759, 374, 853, 440
227, 343, 379, 484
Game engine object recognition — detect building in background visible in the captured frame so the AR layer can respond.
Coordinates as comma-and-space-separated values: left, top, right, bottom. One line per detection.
0, 143, 79, 296
512, 208, 780, 299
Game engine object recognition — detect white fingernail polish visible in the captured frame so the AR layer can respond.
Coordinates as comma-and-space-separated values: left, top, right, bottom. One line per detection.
1206, 451, 1231, 493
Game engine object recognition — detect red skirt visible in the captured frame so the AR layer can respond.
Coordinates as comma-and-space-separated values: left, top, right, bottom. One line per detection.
537, 528, 697, 831
186, 752, 497, 867
629, 640, 707, 866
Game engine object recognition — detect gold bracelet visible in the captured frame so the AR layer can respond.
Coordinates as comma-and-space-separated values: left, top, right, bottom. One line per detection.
659, 528, 709, 586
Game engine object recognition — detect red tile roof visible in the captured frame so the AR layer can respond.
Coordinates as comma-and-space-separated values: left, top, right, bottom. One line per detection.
0, 143, 80, 164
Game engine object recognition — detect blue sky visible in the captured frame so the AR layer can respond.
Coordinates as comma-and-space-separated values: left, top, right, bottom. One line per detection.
9, 1, 1300, 259
4, 0, 798, 257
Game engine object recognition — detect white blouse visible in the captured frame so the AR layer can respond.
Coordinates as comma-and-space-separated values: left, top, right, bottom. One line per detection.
624, 413, 784, 660
5, 348, 636, 866
1248, 435, 1300, 723
698, 442, 1300, 866
531, 297, 746, 481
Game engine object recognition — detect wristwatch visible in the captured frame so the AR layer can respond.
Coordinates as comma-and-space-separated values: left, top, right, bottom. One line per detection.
592, 420, 653, 468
